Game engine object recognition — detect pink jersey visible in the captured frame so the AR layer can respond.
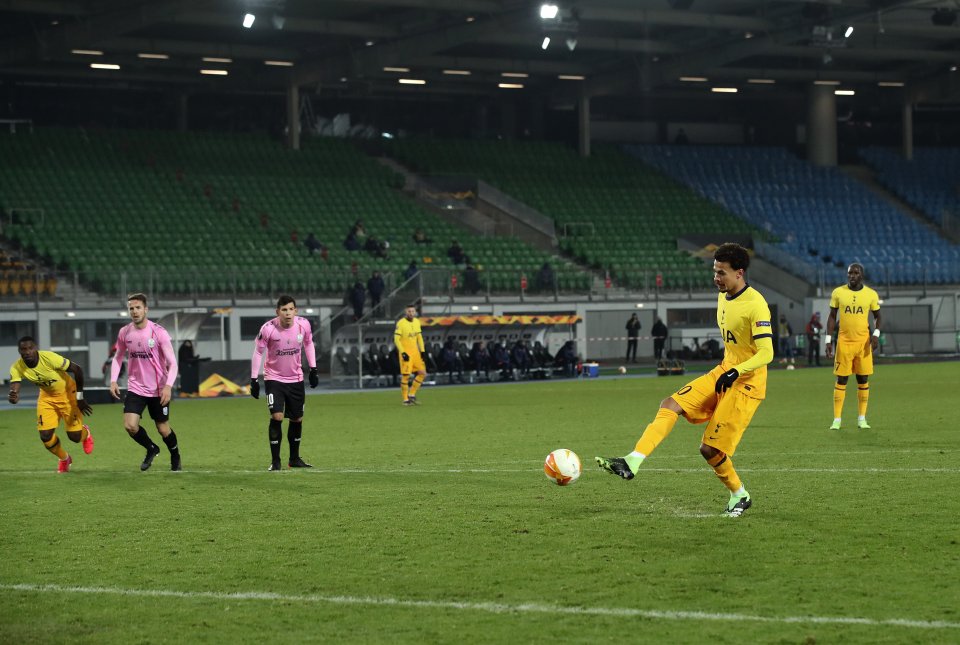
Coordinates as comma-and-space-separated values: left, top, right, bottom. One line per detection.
111, 320, 178, 398
251, 316, 316, 383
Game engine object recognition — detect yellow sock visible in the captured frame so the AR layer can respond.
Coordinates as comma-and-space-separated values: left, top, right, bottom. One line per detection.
707, 452, 742, 493
400, 377, 409, 401
43, 434, 67, 460
634, 408, 680, 457
409, 375, 424, 397
857, 384, 870, 417
833, 384, 846, 419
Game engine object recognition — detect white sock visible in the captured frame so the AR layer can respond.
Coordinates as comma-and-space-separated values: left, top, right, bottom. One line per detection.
858, 415, 866, 421
628, 450, 646, 459
733, 486, 746, 497
833, 417, 842, 423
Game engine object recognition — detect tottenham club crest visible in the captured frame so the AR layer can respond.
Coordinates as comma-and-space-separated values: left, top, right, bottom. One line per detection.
147, 338, 156, 348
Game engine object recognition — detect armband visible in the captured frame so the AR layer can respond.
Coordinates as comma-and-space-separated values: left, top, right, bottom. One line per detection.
824, 336, 832, 344
76, 392, 84, 400
872, 328, 881, 338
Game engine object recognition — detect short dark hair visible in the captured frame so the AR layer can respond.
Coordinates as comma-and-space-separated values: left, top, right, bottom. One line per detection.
127, 293, 148, 306
848, 262, 865, 276
276, 295, 297, 309
17, 335, 36, 346
714, 243, 750, 271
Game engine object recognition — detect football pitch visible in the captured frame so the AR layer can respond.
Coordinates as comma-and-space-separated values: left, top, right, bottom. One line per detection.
1, 362, 958, 644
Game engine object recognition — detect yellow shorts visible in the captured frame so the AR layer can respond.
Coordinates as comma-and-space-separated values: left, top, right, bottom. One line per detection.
36, 384, 83, 433
669, 365, 763, 456
399, 353, 426, 376
833, 340, 873, 377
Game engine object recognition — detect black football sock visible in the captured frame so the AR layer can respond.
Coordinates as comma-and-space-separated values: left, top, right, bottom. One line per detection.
288, 421, 303, 461
268, 419, 282, 462
162, 430, 179, 456
132, 426, 159, 451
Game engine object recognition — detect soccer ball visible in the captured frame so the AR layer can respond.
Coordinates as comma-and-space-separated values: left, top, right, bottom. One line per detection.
544, 449, 581, 486
786, 364, 795, 371
618, 366, 627, 374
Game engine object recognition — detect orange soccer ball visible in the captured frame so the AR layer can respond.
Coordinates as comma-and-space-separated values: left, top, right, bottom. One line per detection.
544, 449, 582, 486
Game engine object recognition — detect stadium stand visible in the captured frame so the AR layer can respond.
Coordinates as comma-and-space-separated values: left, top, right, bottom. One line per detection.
0, 128, 576, 298
625, 145, 960, 285
859, 147, 960, 229
387, 139, 761, 291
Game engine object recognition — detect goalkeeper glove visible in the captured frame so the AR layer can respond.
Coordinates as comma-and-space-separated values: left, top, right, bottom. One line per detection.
308, 367, 319, 388
401, 352, 410, 362
715, 368, 739, 394
250, 378, 260, 399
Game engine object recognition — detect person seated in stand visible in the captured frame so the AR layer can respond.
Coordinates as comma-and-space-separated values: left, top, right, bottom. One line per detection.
304, 232, 323, 256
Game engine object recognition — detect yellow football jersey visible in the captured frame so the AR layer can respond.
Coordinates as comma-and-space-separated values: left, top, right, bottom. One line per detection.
394, 317, 424, 355
9, 350, 72, 395
717, 286, 772, 399
830, 285, 880, 343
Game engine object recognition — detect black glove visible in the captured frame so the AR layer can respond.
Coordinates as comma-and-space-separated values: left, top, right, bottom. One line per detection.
250, 378, 260, 399
715, 368, 739, 394
308, 367, 319, 389
401, 352, 410, 362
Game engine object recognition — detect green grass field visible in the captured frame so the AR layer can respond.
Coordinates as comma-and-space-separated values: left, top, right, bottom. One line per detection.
1, 362, 958, 644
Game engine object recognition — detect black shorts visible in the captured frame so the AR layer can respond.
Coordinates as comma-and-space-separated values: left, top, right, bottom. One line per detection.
265, 380, 305, 419
123, 391, 170, 422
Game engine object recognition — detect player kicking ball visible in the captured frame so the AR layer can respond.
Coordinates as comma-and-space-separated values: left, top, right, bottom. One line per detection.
8, 336, 94, 472
596, 243, 774, 517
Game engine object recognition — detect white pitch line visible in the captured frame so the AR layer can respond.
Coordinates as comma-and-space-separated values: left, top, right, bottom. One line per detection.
0, 583, 956, 631
0, 466, 958, 476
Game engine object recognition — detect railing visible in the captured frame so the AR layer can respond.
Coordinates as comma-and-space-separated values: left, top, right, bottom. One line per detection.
476, 180, 556, 241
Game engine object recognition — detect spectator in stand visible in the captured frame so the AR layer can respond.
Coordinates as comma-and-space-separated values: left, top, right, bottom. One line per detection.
464, 264, 481, 294
351, 220, 366, 242
367, 271, 386, 312
447, 239, 466, 265
536, 262, 555, 292
364, 235, 387, 258
404, 261, 419, 281
343, 230, 361, 251
349, 281, 366, 320
304, 233, 323, 256
290, 230, 299, 245
412, 228, 432, 245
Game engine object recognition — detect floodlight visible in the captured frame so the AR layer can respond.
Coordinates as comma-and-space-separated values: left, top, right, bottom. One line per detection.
540, 4, 559, 19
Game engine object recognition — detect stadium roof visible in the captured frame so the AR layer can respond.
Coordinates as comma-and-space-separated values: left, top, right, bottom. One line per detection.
1, 0, 958, 104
